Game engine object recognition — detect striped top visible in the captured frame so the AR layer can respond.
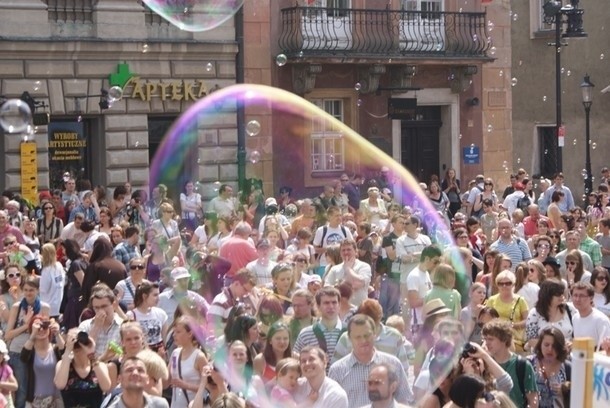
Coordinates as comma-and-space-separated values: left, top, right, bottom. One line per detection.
489, 236, 532, 270
293, 318, 345, 370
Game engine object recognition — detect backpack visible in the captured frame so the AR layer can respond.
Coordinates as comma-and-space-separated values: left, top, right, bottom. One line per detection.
515, 355, 528, 406
516, 194, 531, 215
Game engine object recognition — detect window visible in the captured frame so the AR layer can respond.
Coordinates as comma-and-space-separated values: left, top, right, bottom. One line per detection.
401, 0, 443, 21
530, 0, 554, 37
310, 99, 345, 173
304, 0, 349, 18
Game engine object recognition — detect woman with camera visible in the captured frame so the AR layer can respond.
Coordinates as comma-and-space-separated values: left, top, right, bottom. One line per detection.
54, 328, 111, 408
20, 315, 64, 408
454, 341, 513, 393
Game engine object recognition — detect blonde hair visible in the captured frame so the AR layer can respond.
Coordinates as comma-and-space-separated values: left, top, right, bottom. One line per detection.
495, 270, 516, 285
385, 315, 405, 335
41, 243, 57, 268
136, 349, 169, 381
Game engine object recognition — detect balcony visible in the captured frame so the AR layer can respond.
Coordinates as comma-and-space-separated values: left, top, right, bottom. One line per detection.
279, 7, 491, 61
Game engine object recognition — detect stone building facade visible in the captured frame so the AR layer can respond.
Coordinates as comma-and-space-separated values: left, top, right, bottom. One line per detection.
0, 0, 238, 202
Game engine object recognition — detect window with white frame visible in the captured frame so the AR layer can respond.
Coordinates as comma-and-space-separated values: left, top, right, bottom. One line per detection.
401, 0, 443, 20
310, 99, 345, 172
530, 0, 554, 36
304, 0, 350, 17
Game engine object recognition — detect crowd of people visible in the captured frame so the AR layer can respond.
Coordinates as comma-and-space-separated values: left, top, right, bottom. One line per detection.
0, 166, 609, 408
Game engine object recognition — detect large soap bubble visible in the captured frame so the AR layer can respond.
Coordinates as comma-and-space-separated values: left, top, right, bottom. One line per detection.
151, 84, 468, 405
0, 99, 32, 134
143, 0, 244, 32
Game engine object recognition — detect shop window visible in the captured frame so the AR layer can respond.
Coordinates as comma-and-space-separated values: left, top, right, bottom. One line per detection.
530, 0, 554, 38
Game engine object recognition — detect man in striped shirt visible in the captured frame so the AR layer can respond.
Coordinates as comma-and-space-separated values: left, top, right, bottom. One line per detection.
207, 268, 256, 337
489, 218, 531, 270
293, 287, 344, 370
328, 314, 414, 407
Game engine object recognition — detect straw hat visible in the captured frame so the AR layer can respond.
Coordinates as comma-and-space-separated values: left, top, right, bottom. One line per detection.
422, 299, 451, 320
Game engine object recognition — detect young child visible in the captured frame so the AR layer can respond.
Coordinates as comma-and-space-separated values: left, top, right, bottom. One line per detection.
270, 357, 301, 407
0, 339, 17, 408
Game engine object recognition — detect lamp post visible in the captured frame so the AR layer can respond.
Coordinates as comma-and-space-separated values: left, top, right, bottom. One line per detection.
580, 74, 594, 197
542, 0, 587, 174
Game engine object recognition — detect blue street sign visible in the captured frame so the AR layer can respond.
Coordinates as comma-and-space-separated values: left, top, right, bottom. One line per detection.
463, 145, 480, 164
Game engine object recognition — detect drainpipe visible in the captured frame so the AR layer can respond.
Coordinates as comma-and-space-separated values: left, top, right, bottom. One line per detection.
236, 6, 246, 193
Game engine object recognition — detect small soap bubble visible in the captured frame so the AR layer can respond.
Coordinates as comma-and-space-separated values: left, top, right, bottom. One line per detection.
499, 70, 503, 77
142, 43, 149, 53
490, 46, 497, 56
459, 133, 462, 139
135, 141, 140, 147
471, 143, 475, 148
519, 60, 523, 66
77, 115, 82, 123
487, 21, 494, 31
459, 8, 463, 12
197, 157, 201, 164
513, 13, 518, 21
544, 149, 548, 155
517, 157, 521, 164
275, 54, 287, 66
601, 54, 605, 60
566, 70, 571, 77
246, 120, 261, 137
557, 47, 561, 53
249, 150, 261, 164
0, 99, 32, 134
33, 81, 41, 91
435, 43, 442, 51
561, 67, 565, 74
206, 62, 214, 72
472, 34, 478, 42
581, 169, 588, 179
354, 82, 362, 91
511, 77, 518, 87
107, 86, 123, 103
357, 99, 363, 107
487, 124, 493, 133
298, 51, 304, 58
592, 142, 597, 150
573, 139, 577, 146
543, 96, 547, 102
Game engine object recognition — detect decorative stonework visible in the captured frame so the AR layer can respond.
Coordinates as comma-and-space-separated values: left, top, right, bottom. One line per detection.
292, 64, 322, 95
357, 64, 386, 94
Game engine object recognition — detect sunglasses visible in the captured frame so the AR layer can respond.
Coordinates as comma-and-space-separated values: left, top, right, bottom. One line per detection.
497, 281, 513, 287
43, 207, 54, 210
3, 241, 15, 246
484, 183, 493, 186
537, 244, 550, 249
596, 276, 608, 281
7, 273, 20, 279
130, 265, 145, 270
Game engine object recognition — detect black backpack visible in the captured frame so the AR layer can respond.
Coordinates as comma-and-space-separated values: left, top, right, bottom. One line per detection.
516, 194, 531, 215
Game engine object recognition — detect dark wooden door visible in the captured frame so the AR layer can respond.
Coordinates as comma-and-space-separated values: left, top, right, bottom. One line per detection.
400, 107, 441, 184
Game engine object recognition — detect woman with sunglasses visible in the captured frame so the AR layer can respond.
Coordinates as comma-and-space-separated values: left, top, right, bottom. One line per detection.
21, 315, 64, 408
564, 249, 592, 295
472, 178, 499, 217
116, 257, 147, 310
485, 271, 528, 352
525, 279, 575, 353
528, 327, 571, 408
36, 201, 63, 245
126, 280, 169, 356
55, 328, 111, 408
591, 266, 610, 316
530, 235, 552, 264
0, 264, 25, 331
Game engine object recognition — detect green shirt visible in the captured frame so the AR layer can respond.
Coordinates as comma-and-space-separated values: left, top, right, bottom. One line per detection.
424, 286, 461, 318
499, 353, 538, 408
580, 236, 602, 267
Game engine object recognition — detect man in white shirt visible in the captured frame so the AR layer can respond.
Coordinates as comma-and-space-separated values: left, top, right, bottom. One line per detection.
246, 238, 277, 287
395, 215, 431, 300
571, 282, 610, 349
313, 206, 353, 275
208, 184, 237, 218
324, 239, 371, 306
405, 245, 441, 335
294, 345, 348, 408
361, 363, 411, 408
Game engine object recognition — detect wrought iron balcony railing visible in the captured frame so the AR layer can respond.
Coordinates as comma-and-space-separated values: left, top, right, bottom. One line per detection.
279, 7, 491, 59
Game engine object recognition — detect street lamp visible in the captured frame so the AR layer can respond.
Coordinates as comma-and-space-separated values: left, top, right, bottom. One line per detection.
542, 0, 587, 174
580, 74, 594, 197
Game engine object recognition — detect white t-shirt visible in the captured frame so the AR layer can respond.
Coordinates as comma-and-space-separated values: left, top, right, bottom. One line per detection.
395, 233, 432, 281
517, 282, 540, 309
324, 259, 372, 306
116, 278, 138, 308
39, 261, 65, 316
313, 225, 353, 266
193, 226, 208, 245
405, 266, 432, 325
180, 193, 202, 219
573, 308, 610, 347
246, 259, 277, 287
295, 377, 348, 408
127, 306, 168, 345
